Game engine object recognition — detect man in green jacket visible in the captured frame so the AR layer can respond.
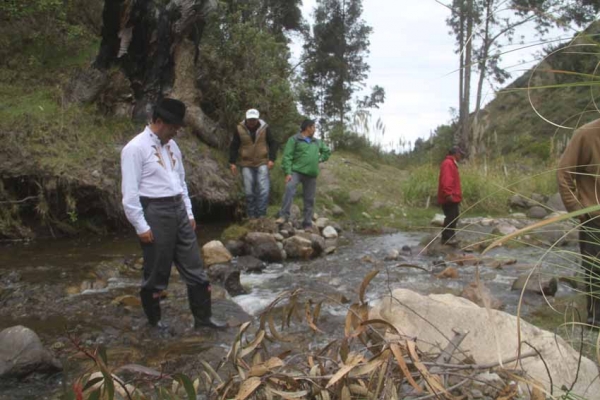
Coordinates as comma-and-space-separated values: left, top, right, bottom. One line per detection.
277, 119, 331, 229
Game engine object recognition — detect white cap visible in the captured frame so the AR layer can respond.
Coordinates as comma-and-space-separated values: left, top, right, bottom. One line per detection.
246, 109, 260, 119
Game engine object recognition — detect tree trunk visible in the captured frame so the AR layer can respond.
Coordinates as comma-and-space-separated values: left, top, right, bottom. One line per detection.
460, 0, 473, 154
475, 0, 492, 117
457, 2, 465, 146
70, 0, 229, 148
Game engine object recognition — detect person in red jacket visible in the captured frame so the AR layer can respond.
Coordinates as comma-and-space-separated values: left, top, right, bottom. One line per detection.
438, 146, 464, 245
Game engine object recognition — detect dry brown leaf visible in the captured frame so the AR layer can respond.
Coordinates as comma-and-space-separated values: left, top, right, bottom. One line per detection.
531, 386, 545, 400
359, 270, 379, 304
239, 330, 266, 358
217, 378, 234, 400
305, 301, 324, 333
496, 383, 518, 400
373, 356, 389, 398
228, 321, 252, 361
325, 352, 363, 388
359, 318, 401, 335
235, 377, 262, 400
248, 357, 284, 377
349, 350, 389, 378
266, 387, 309, 399
349, 383, 370, 396
268, 312, 291, 342
340, 338, 349, 363
344, 303, 360, 337
390, 343, 421, 393
340, 385, 351, 400
314, 301, 323, 321
200, 360, 223, 384
406, 340, 454, 399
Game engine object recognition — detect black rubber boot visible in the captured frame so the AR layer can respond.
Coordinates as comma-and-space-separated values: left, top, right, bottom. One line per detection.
140, 289, 168, 329
187, 284, 227, 330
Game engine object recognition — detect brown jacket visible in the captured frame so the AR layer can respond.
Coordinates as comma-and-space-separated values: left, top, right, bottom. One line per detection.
557, 118, 600, 215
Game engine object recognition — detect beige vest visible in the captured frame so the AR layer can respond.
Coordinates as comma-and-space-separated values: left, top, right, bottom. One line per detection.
237, 121, 269, 168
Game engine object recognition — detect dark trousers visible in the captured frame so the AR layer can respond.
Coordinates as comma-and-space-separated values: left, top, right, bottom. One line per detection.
140, 200, 209, 292
441, 202, 460, 243
579, 220, 600, 322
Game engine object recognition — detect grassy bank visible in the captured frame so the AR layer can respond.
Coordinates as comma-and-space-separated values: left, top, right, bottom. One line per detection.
401, 161, 558, 214
219, 150, 561, 240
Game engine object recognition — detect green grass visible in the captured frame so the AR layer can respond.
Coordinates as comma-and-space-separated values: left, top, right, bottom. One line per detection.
401, 162, 558, 214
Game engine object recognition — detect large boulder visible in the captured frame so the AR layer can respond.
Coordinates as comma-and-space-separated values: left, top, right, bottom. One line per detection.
283, 236, 314, 259
371, 289, 600, 399
245, 232, 283, 263
201, 241, 232, 267
0, 326, 62, 378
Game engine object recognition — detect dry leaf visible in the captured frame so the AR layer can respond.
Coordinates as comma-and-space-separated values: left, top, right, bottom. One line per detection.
239, 330, 266, 358
248, 357, 284, 377
235, 377, 262, 400
406, 340, 454, 399
340, 385, 351, 400
390, 343, 422, 393
266, 387, 309, 399
359, 270, 379, 304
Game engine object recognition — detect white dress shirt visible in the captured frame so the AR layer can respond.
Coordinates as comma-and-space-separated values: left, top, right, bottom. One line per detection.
121, 126, 194, 234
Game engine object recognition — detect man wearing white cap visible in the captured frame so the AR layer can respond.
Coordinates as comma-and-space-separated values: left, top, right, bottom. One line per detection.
229, 109, 278, 219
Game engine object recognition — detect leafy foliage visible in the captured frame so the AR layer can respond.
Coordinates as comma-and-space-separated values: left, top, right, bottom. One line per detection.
300, 0, 373, 131
198, 3, 301, 143
0, 0, 101, 73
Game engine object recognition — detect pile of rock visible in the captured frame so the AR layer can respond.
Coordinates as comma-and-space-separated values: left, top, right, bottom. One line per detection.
201, 213, 342, 296
509, 192, 566, 219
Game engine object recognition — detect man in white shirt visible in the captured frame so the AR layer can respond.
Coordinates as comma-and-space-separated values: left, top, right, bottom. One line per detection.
121, 98, 226, 330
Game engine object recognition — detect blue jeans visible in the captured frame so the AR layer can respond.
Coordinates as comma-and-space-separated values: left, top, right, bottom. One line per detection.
242, 165, 270, 218
279, 172, 317, 228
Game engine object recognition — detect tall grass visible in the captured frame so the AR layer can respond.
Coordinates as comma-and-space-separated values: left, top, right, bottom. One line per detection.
402, 161, 558, 213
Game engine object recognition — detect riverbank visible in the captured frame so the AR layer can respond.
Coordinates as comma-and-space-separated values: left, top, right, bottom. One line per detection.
0, 214, 594, 398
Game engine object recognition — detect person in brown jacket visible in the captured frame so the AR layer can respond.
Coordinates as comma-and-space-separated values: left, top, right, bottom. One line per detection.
557, 118, 600, 328
229, 109, 277, 219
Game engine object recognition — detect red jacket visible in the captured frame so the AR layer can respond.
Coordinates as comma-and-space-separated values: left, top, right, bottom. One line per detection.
438, 155, 462, 205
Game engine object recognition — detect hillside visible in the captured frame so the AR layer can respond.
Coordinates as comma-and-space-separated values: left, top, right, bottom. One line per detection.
404, 21, 600, 166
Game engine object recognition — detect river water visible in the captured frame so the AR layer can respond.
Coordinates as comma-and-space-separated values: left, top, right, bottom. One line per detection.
0, 225, 583, 399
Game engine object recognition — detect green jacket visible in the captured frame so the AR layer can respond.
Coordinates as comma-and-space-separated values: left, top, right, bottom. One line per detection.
282, 133, 331, 177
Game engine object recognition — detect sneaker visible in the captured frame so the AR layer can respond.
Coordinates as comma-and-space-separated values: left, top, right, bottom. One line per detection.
275, 217, 287, 224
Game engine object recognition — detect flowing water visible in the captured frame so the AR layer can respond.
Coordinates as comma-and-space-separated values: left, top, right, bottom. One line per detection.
0, 226, 582, 399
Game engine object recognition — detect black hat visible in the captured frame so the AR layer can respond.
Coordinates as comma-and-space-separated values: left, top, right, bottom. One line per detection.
449, 146, 465, 156
154, 98, 186, 126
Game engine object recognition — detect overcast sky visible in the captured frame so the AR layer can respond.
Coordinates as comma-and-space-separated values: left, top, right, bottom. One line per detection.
291, 0, 575, 151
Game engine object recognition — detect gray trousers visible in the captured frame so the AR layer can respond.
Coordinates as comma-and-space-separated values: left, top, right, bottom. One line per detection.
580, 220, 600, 322
279, 172, 317, 227
140, 199, 209, 292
